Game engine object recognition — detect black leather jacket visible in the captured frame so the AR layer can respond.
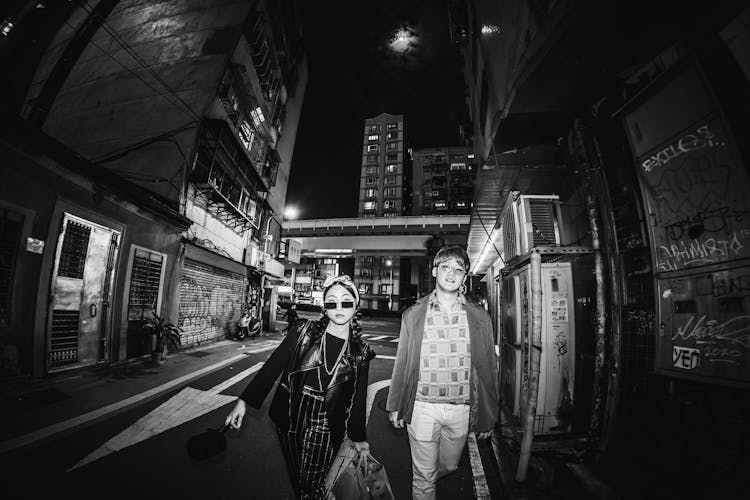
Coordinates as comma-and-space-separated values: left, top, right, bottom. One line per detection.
268, 320, 375, 444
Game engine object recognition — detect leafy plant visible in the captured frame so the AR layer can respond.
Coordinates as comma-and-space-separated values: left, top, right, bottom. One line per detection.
142, 310, 182, 354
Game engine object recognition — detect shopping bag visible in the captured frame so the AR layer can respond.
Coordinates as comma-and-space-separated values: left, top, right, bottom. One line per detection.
186, 423, 228, 461
325, 438, 368, 500
362, 452, 395, 500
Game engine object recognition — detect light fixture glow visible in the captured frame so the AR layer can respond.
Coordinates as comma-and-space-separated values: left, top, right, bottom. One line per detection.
481, 24, 500, 35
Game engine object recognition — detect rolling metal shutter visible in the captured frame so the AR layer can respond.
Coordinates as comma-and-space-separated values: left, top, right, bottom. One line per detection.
179, 259, 246, 346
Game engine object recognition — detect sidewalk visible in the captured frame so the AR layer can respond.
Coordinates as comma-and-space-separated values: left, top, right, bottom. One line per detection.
0, 328, 284, 457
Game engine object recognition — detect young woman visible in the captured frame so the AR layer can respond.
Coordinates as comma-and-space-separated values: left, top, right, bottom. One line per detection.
225, 274, 375, 499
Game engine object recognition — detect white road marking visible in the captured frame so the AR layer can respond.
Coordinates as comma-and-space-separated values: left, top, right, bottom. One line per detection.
366, 379, 391, 425
0, 352, 257, 456
67, 362, 265, 471
468, 432, 491, 499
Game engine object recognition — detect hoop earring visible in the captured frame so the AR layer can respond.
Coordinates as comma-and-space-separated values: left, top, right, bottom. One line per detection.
460, 284, 467, 295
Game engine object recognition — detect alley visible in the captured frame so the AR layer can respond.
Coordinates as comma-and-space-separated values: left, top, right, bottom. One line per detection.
0, 316, 503, 500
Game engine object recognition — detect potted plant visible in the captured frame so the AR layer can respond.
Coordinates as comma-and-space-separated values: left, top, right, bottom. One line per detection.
141, 310, 182, 364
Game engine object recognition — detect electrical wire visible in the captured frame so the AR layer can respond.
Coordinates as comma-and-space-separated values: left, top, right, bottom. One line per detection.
473, 204, 505, 266
61, 17, 197, 123
74, 0, 201, 121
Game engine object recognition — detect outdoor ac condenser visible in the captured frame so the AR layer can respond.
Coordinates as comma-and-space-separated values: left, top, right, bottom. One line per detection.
501, 194, 562, 261
502, 262, 575, 435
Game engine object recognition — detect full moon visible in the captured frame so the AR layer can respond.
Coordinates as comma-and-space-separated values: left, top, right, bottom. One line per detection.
389, 26, 417, 53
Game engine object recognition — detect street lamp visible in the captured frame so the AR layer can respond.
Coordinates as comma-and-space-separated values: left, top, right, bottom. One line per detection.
283, 205, 299, 220
385, 258, 393, 311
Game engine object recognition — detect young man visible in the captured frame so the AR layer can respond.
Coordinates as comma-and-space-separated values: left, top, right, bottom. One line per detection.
386, 245, 499, 500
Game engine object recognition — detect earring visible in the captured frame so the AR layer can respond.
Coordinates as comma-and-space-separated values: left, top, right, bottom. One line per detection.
460, 284, 467, 295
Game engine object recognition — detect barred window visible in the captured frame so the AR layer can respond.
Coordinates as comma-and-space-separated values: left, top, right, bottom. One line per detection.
127, 247, 165, 321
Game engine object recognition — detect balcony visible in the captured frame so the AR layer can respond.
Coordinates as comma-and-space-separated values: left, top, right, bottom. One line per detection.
191, 120, 267, 231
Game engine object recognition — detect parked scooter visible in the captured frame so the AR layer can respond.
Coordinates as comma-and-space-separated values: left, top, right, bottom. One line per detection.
235, 309, 261, 340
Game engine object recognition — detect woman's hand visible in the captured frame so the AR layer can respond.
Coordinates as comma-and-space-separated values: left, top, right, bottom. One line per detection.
225, 398, 247, 429
353, 440, 370, 462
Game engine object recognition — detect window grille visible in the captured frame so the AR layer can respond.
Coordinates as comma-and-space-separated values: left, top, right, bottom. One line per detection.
58, 220, 90, 279
127, 248, 165, 321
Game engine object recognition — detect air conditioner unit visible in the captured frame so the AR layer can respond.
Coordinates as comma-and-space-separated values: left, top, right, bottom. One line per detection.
501, 193, 562, 261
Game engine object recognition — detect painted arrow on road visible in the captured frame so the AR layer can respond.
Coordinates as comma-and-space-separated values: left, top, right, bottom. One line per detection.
68, 358, 397, 471
67, 362, 264, 471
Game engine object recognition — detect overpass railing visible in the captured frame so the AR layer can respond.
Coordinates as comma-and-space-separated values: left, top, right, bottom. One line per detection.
282, 215, 470, 231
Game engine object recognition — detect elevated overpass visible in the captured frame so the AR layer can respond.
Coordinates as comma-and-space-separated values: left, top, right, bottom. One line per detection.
281, 215, 470, 258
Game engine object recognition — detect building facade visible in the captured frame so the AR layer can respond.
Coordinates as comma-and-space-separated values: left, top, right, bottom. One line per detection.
411, 146, 477, 216
453, 0, 750, 496
357, 113, 407, 218
0, 0, 307, 375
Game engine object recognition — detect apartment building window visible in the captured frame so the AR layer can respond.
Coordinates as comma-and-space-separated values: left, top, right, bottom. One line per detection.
434, 155, 445, 162
434, 201, 447, 209
365, 166, 377, 174
385, 176, 397, 185
456, 201, 467, 208
383, 211, 397, 217
384, 187, 398, 198
369, 124, 379, 133
450, 163, 467, 170
367, 134, 379, 141
358, 283, 372, 294
359, 268, 372, 277
362, 213, 375, 219
379, 283, 391, 294
422, 156, 433, 164
250, 106, 265, 127
365, 188, 376, 198
365, 177, 377, 186
364, 201, 376, 211
468, 153, 475, 159
385, 164, 397, 173
367, 154, 378, 163
383, 200, 396, 210
386, 153, 398, 161
387, 123, 398, 130
385, 142, 398, 151
432, 190, 440, 196
386, 132, 398, 140
367, 144, 378, 152
362, 256, 373, 265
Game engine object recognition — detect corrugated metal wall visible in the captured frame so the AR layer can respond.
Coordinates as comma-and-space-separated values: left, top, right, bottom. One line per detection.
178, 259, 246, 346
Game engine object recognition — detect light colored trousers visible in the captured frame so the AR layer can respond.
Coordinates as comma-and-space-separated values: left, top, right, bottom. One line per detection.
407, 400, 470, 500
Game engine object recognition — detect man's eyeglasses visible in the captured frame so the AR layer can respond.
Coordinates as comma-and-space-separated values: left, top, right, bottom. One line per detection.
324, 301, 355, 310
437, 264, 466, 276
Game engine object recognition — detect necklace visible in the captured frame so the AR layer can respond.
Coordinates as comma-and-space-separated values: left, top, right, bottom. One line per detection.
322, 332, 348, 376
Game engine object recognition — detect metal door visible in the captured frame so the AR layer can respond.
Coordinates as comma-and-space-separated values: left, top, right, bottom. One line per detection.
48, 213, 120, 371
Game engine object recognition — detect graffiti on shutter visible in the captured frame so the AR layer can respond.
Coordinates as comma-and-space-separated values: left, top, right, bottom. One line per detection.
179, 259, 246, 345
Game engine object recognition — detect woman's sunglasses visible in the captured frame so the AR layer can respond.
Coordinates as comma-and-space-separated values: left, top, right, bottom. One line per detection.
324, 301, 355, 310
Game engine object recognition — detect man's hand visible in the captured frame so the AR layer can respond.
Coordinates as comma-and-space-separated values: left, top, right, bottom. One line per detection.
475, 430, 493, 439
389, 411, 404, 429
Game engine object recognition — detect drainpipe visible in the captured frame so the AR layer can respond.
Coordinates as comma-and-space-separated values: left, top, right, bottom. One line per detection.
516, 250, 542, 481
587, 194, 607, 436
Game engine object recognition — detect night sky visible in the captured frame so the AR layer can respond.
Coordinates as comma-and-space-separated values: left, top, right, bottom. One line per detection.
285, 0, 467, 220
